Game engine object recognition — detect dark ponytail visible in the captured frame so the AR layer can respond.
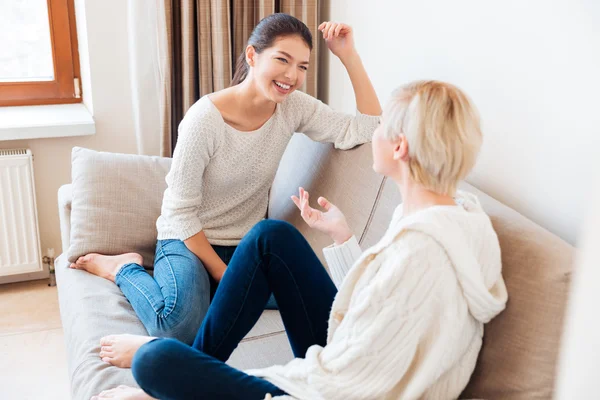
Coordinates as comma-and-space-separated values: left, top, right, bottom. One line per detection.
231, 13, 313, 86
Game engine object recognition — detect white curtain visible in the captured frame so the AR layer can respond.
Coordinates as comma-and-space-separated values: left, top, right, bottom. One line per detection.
127, 0, 163, 156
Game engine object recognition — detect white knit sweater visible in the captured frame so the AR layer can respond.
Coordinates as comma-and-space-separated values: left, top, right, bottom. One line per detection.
156, 90, 379, 244
249, 191, 508, 400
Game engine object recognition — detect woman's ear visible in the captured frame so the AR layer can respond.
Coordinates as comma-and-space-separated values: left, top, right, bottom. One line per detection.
393, 134, 409, 161
245, 45, 256, 67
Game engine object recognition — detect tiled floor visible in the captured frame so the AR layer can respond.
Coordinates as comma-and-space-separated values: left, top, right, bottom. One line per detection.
0, 279, 71, 400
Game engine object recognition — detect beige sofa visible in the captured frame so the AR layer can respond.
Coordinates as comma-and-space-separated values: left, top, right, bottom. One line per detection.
56, 134, 574, 399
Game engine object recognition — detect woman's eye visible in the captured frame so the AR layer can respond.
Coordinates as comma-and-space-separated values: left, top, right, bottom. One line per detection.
276, 57, 288, 63
300, 66, 308, 71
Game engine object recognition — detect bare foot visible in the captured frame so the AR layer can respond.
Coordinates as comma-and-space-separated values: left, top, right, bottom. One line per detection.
69, 253, 143, 282
91, 385, 156, 400
99, 334, 156, 368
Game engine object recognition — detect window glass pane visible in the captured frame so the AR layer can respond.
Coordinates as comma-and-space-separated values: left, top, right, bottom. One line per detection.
0, 0, 55, 82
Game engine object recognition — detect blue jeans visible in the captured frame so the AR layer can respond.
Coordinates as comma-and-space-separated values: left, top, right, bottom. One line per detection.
131, 220, 338, 400
115, 240, 236, 344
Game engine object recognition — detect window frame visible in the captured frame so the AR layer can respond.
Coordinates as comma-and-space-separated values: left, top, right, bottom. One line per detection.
0, 0, 81, 107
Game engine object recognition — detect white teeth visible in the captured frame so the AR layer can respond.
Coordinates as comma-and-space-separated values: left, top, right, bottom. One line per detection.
275, 81, 291, 90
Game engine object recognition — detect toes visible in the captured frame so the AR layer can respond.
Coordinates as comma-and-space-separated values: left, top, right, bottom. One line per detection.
99, 350, 114, 358
100, 335, 115, 346
102, 357, 114, 364
69, 263, 78, 269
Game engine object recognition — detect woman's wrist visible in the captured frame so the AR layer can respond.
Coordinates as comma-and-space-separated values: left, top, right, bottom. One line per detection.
211, 261, 227, 282
340, 49, 361, 68
331, 227, 354, 246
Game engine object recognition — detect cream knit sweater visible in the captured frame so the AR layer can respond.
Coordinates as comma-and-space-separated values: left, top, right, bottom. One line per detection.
156, 90, 379, 244
249, 191, 508, 400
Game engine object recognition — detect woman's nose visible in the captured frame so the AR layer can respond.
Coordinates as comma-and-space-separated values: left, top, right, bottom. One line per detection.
284, 66, 297, 83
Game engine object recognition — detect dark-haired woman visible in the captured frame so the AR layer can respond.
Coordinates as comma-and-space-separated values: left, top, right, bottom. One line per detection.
71, 14, 381, 350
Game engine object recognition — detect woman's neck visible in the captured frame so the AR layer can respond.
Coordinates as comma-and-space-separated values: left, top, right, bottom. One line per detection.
234, 78, 277, 115
395, 179, 456, 217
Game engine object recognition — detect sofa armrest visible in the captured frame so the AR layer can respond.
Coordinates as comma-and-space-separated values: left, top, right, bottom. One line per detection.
58, 184, 72, 255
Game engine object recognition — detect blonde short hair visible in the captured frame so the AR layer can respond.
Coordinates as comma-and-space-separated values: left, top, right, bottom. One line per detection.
382, 80, 482, 195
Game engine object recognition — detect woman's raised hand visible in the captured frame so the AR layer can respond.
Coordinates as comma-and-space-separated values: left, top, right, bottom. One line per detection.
291, 187, 353, 245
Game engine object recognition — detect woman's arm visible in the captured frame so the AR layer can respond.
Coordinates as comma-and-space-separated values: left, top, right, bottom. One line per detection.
340, 51, 382, 116
184, 231, 227, 281
287, 22, 380, 149
162, 101, 225, 280
319, 21, 382, 116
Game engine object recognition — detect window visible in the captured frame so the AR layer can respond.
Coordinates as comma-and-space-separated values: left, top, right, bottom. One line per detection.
0, 0, 81, 106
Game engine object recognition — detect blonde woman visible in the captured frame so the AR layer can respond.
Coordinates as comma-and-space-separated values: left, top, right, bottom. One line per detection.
93, 81, 508, 400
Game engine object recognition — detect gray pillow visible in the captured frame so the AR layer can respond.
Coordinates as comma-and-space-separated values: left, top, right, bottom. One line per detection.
67, 147, 172, 267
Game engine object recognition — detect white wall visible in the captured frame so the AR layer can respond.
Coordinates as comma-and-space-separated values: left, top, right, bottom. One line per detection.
327, 0, 600, 244
0, 0, 143, 278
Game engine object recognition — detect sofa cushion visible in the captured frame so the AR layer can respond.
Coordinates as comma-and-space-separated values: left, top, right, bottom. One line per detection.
361, 178, 574, 399
460, 183, 574, 400
67, 147, 172, 267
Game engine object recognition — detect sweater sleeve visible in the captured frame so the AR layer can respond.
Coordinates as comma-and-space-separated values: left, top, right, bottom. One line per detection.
322, 235, 362, 288
309, 232, 462, 399
287, 90, 379, 150
161, 101, 220, 240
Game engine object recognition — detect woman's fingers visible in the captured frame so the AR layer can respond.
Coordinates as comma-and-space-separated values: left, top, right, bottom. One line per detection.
295, 187, 323, 224
324, 21, 334, 40
299, 187, 306, 207
320, 21, 346, 40
296, 187, 308, 216
291, 195, 301, 210
319, 22, 351, 39
334, 23, 344, 38
302, 191, 311, 215
318, 196, 331, 211
329, 23, 339, 40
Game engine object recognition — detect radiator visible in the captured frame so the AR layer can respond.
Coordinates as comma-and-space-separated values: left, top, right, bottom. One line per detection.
0, 149, 43, 277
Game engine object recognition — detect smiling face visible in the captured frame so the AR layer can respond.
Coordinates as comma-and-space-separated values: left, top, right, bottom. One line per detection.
247, 35, 311, 103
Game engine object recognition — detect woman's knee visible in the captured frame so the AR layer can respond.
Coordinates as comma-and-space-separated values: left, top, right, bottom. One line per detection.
250, 219, 302, 243
146, 308, 205, 345
132, 339, 175, 390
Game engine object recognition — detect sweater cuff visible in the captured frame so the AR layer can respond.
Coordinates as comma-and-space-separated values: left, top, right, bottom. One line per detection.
323, 235, 362, 287
177, 219, 204, 241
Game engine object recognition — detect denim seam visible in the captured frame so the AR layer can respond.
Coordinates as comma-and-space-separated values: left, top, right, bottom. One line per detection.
157, 241, 178, 319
